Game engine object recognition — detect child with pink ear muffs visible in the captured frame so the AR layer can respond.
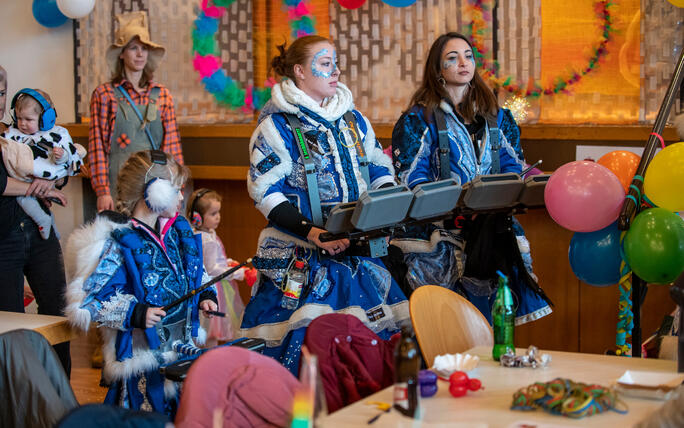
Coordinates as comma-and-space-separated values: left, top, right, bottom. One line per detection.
187, 188, 252, 344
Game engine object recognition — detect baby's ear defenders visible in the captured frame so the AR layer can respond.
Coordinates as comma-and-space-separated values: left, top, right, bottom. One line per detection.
144, 150, 178, 213
11, 88, 57, 131
190, 188, 211, 227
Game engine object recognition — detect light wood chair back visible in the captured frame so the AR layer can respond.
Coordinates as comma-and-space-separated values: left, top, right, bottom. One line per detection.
409, 285, 494, 367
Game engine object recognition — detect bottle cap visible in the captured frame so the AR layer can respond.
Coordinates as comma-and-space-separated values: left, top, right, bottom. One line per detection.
294, 260, 305, 269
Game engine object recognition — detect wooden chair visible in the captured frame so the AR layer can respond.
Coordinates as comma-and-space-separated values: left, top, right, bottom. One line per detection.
409, 285, 493, 367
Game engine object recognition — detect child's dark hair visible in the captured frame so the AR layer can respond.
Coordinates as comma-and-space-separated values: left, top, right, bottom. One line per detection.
187, 188, 222, 221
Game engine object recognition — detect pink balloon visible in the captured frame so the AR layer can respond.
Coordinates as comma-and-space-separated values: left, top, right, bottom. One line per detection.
544, 161, 624, 232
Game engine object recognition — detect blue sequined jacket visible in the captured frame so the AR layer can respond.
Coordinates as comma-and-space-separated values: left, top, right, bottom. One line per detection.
392, 101, 524, 188
65, 213, 213, 386
248, 79, 396, 283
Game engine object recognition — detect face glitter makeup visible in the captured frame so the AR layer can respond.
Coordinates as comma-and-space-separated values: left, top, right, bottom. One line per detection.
311, 48, 338, 78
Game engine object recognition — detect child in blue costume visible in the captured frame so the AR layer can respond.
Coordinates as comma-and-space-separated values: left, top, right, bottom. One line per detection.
64, 150, 217, 416
391, 33, 552, 326
241, 35, 409, 375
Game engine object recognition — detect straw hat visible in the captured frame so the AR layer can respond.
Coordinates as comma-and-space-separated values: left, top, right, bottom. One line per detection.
106, 11, 166, 73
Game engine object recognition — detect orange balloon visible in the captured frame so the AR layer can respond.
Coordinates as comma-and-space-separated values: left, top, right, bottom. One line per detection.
597, 150, 641, 193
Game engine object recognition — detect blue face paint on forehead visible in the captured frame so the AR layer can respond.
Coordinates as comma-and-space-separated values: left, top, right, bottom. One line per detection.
311, 48, 338, 79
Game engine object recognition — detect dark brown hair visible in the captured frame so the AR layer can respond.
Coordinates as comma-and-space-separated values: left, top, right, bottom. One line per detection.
111, 37, 154, 88
186, 188, 222, 220
271, 35, 332, 81
408, 32, 498, 123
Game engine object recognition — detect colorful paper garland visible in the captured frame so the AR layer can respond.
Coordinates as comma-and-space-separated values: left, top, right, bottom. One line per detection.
466, 0, 616, 98
192, 0, 316, 111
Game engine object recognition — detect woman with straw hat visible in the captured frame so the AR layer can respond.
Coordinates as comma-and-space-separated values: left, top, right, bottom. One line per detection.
88, 10, 183, 214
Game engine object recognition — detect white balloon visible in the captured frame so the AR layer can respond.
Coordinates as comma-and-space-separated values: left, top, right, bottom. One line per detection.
56, 0, 95, 19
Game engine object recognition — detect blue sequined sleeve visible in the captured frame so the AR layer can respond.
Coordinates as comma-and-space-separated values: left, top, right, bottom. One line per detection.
391, 109, 430, 181
499, 108, 524, 162
80, 239, 139, 331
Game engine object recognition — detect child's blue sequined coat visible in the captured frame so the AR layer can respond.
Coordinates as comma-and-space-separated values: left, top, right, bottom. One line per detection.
65, 213, 213, 415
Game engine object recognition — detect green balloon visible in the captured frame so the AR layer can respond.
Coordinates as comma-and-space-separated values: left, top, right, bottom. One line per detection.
624, 208, 684, 284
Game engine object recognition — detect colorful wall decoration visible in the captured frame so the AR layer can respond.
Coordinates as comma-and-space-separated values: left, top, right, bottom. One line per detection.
74, 0, 683, 124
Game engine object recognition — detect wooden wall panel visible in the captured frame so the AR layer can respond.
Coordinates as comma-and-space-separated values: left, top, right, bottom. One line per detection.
515, 210, 578, 352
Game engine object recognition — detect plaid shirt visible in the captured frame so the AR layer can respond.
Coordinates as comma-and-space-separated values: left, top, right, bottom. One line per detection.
88, 80, 183, 197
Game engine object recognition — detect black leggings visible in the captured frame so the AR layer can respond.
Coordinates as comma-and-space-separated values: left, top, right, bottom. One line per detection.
0, 212, 71, 377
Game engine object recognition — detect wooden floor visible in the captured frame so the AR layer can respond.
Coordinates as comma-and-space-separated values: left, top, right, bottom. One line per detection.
70, 329, 108, 404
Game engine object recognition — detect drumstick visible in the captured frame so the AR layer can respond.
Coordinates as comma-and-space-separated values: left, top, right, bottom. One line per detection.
161, 258, 252, 312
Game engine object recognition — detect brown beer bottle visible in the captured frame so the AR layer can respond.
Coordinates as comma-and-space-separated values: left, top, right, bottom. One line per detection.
393, 327, 421, 418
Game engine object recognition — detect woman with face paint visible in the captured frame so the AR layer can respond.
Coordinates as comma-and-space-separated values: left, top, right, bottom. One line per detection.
242, 35, 409, 374
390, 32, 552, 326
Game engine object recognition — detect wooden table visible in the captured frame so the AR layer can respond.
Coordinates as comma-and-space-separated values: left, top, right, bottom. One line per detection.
322, 346, 678, 427
0, 311, 79, 345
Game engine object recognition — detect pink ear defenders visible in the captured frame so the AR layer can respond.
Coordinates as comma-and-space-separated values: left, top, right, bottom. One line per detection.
10, 88, 57, 131
190, 188, 211, 227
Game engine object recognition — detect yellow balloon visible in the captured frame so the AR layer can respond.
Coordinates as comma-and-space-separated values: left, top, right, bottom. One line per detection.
667, 0, 684, 7
644, 142, 684, 212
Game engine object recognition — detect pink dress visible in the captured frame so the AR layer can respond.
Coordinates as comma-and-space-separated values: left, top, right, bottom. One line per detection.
199, 229, 246, 341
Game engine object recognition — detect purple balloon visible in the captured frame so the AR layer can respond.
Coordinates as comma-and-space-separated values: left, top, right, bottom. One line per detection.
544, 161, 624, 232
420, 383, 438, 398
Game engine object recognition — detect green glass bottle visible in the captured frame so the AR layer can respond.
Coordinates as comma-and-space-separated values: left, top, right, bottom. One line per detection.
492, 270, 515, 361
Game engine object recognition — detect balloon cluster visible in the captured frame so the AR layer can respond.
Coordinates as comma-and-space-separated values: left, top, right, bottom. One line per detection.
32, 0, 95, 28
448, 371, 482, 398
545, 145, 684, 286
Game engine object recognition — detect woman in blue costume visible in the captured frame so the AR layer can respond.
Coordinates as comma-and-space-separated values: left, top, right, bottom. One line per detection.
241, 35, 409, 375
64, 150, 218, 416
391, 32, 552, 326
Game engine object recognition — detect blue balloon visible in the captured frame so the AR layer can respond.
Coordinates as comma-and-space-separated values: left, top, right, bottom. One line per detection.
568, 222, 622, 286
33, 0, 68, 28
381, 0, 418, 7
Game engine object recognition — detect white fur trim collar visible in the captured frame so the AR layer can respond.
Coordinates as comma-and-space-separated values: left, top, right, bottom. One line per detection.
270, 79, 354, 122
440, 99, 454, 114
65, 215, 131, 331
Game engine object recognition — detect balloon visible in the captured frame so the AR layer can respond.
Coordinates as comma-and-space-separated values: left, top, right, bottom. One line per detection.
597, 150, 640, 193
666, 0, 684, 8
644, 142, 684, 212
56, 0, 95, 19
32, 0, 68, 28
623, 208, 684, 284
381, 0, 418, 6
336, 0, 367, 9
569, 222, 622, 286
544, 161, 624, 232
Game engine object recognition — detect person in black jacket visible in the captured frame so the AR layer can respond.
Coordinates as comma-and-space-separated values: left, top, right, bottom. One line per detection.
0, 65, 71, 376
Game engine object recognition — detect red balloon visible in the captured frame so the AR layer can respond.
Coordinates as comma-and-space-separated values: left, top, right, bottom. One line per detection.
336, 0, 367, 9
449, 384, 467, 397
468, 378, 482, 391
597, 150, 640, 193
449, 371, 469, 387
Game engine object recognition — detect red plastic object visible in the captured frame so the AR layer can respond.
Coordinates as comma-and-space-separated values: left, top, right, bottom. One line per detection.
449, 384, 467, 398
468, 378, 482, 391
244, 268, 258, 287
449, 371, 469, 387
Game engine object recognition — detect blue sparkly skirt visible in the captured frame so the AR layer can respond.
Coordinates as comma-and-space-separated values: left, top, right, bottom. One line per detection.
240, 254, 409, 375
